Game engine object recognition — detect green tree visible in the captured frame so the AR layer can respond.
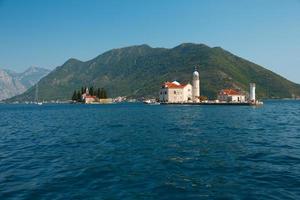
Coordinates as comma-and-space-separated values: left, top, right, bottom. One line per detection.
96, 88, 101, 98
71, 90, 77, 101
199, 96, 208, 101
77, 90, 82, 102
89, 86, 94, 96
100, 88, 107, 99
103, 89, 107, 99
100, 88, 104, 98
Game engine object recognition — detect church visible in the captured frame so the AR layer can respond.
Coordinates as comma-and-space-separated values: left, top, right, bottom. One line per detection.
159, 69, 200, 103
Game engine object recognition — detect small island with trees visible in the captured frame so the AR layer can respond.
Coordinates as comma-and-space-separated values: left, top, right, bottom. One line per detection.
71, 86, 112, 104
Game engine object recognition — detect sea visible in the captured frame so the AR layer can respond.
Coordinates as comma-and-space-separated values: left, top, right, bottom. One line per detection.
0, 100, 300, 200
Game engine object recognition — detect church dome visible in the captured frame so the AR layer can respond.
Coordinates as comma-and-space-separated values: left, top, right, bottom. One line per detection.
193, 70, 199, 77
172, 81, 181, 85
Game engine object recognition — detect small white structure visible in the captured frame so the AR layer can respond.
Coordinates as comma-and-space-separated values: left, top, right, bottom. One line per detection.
159, 81, 192, 103
249, 83, 256, 102
192, 69, 200, 102
218, 89, 246, 102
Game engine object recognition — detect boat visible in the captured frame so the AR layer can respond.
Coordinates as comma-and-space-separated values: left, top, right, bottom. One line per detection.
143, 99, 160, 105
34, 83, 43, 105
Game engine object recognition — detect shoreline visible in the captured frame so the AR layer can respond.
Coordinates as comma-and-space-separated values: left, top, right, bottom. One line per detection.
160, 102, 263, 106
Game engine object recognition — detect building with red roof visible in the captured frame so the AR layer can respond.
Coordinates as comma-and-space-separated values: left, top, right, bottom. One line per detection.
159, 69, 201, 103
218, 89, 246, 102
159, 81, 192, 103
81, 88, 98, 104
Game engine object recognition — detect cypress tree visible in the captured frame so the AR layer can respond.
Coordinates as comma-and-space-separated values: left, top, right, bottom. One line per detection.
97, 88, 101, 98
72, 90, 77, 101
103, 89, 107, 99
99, 88, 107, 99
100, 88, 104, 98
77, 90, 82, 102
89, 86, 94, 96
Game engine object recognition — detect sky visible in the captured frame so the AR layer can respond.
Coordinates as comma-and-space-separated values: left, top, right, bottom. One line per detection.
0, 0, 300, 83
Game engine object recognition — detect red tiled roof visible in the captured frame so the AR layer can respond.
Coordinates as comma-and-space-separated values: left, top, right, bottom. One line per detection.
220, 89, 242, 95
163, 82, 187, 89
85, 95, 97, 99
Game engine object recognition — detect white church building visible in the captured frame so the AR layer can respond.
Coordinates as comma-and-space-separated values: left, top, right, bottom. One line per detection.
159, 69, 200, 103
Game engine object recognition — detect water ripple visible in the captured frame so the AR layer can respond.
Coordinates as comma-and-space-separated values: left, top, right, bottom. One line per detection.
0, 101, 300, 199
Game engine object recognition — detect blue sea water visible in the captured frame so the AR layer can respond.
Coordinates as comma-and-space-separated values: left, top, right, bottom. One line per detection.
0, 101, 300, 200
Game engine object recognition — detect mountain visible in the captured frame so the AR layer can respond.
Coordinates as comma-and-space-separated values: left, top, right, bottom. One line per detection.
0, 67, 50, 100
0, 69, 26, 100
8, 43, 300, 102
18, 67, 51, 88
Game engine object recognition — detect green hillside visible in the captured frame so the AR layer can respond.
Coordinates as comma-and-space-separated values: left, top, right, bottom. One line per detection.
8, 43, 300, 101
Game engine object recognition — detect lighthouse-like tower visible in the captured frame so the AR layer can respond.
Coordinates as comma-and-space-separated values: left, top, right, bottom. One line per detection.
249, 83, 256, 102
192, 68, 200, 102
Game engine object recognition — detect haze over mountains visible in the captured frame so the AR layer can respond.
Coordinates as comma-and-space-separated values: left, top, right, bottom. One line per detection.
0, 67, 50, 100
8, 43, 300, 102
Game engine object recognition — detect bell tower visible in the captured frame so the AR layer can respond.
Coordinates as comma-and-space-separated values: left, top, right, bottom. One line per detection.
192, 67, 200, 102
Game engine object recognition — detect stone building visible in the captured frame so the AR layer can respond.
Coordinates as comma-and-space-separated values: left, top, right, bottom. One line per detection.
159, 69, 200, 103
217, 89, 246, 102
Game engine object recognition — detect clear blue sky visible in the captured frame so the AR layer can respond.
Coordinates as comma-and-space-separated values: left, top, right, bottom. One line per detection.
0, 0, 300, 83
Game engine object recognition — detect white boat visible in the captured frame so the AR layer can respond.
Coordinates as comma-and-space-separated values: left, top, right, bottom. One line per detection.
35, 83, 43, 105
143, 99, 160, 105
143, 99, 152, 104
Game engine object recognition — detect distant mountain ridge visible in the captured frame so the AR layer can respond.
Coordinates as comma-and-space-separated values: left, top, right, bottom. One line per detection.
0, 67, 50, 100
8, 43, 300, 101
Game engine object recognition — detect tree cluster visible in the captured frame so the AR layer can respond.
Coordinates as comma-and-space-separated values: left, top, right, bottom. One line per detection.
71, 86, 108, 102
199, 96, 208, 101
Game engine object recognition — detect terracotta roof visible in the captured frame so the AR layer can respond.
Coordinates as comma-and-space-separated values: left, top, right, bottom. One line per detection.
85, 95, 97, 99
220, 89, 242, 96
163, 82, 187, 89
